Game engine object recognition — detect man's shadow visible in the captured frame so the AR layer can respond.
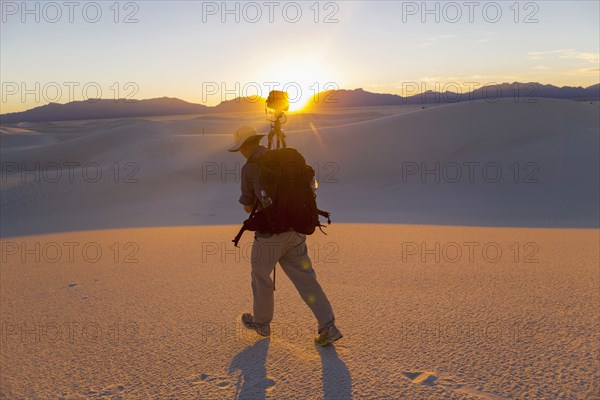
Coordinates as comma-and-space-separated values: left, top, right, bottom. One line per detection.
318, 345, 352, 399
229, 339, 351, 400
228, 338, 274, 400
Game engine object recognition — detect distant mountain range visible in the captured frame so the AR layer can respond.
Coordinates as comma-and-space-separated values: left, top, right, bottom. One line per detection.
0, 97, 209, 124
1, 83, 598, 123
312, 83, 600, 108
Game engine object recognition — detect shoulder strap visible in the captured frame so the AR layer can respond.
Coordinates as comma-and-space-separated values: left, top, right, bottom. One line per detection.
249, 198, 260, 218
232, 199, 260, 248
247, 148, 266, 164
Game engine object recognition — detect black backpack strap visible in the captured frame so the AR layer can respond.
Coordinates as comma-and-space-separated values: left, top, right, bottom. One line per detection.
318, 209, 331, 225
232, 200, 260, 247
316, 209, 331, 235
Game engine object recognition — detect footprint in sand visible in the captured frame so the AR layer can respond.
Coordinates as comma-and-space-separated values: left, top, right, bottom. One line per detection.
77, 384, 125, 398
188, 373, 231, 389
98, 384, 126, 396
402, 371, 506, 400
265, 378, 276, 390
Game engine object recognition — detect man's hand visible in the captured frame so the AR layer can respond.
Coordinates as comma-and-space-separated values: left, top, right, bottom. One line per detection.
243, 204, 254, 213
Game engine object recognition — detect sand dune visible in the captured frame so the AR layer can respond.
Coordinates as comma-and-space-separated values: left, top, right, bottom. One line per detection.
0, 127, 58, 148
0, 127, 37, 134
1, 99, 598, 237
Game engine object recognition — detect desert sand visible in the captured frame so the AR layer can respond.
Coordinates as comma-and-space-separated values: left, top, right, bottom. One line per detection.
0, 225, 598, 399
1, 99, 599, 398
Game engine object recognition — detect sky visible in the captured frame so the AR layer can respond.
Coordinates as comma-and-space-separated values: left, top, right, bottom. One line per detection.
1, 0, 599, 113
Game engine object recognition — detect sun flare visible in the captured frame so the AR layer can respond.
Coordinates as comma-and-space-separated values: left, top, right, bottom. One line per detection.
258, 59, 334, 112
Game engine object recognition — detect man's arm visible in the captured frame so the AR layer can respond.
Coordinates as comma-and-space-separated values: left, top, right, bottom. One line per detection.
240, 163, 256, 214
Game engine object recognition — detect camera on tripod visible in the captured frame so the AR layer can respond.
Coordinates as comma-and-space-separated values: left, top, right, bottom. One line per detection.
265, 90, 289, 149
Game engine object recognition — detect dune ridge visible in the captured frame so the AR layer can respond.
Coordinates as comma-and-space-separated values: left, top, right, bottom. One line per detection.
1, 99, 598, 237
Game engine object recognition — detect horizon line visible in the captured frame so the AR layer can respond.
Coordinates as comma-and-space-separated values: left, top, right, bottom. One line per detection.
1, 80, 599, 117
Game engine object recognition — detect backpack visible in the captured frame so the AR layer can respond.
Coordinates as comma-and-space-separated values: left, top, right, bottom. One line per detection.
232, 147, 331, 247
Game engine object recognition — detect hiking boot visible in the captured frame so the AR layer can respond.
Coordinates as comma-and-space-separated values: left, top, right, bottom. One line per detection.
241, 313, 271, 337
314, 323, 343, 347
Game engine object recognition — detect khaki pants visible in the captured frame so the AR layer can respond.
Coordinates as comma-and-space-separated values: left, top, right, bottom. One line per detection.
250, 230, 335, 331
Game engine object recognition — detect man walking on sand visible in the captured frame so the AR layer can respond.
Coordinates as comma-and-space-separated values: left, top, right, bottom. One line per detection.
228, 126, 342, 346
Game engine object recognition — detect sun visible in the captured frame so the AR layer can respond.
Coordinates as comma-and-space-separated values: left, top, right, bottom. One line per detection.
258, 59, 333, 112
288, 94, 311, 112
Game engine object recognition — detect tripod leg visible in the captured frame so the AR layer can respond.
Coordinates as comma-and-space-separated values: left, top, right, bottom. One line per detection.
267, 130, 274, 150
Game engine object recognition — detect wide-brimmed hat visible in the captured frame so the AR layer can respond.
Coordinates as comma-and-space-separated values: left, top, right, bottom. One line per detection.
228, 126, 265, 152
